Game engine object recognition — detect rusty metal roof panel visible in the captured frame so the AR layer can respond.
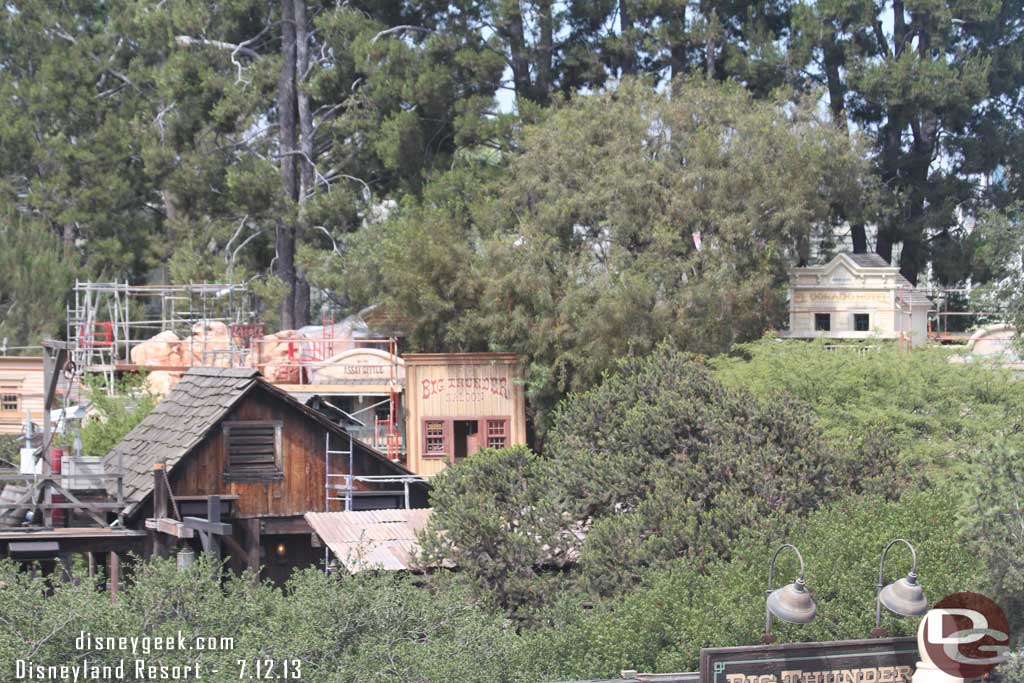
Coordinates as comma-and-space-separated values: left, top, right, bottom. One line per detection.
304, 509, 434, 572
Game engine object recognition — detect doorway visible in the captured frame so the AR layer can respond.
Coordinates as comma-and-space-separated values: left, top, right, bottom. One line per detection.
453, 420, 480, 463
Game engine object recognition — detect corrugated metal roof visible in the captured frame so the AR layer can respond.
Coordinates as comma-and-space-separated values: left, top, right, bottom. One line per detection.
305, 508, 434, 573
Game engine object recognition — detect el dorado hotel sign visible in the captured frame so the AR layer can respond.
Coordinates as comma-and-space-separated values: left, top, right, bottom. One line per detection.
700, 637, 919, 683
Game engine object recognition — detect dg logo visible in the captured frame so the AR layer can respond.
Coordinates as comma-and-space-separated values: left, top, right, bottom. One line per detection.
920, 592, 1012, 679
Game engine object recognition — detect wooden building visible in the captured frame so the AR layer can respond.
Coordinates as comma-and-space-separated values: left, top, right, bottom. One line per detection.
784, 253, 932, 348
0, 357, 44, 435
103, 367, 428, 584
403, 353, 527, 476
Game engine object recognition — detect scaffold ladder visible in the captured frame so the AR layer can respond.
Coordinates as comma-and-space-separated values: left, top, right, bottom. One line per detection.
324, 430, 354, 513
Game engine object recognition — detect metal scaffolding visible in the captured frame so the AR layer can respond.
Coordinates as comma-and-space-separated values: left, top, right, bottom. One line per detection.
66, 280, 259, 390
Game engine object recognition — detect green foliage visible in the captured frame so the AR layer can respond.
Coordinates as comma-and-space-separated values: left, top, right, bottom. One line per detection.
0, 216, 77, 348
532, 486, 984, 680
788, 0, 1024, 282
79, 374, 158, 457
420, 446, 568, 618
712, 339, 1024, 481
0, 556, 540, 683
546, 344, 905, 596
423, 345, 911, 613
970, 204, 1024, 331
959, 437, 1024, 640
350, 78, 876, 429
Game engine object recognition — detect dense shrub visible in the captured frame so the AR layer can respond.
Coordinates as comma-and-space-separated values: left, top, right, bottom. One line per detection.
0, 558, 534, 683
546, 345, 905, 595
528, 485, 984, 680
79, 373, 157, 457
420, 446, 570, 617
712, 339, 1024, 481
959, 437, 1024, 641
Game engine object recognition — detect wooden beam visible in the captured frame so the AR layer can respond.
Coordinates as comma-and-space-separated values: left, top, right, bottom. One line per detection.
182, 518, 231, 537
145, 518, 195, 539
221, 532, 247, 568
259, 515, 312, 535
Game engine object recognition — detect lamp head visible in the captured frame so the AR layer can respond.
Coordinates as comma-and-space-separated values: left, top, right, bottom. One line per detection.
767, 577, 818, 625
879, 571, 928, 617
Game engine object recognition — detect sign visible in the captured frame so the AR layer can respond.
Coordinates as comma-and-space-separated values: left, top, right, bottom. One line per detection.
700, 637, 918, 683
792, 292, 890, 305
420, 375, 510, 401
311, 349, 404, 386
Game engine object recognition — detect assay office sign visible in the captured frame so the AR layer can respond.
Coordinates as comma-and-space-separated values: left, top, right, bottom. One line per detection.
700, 637, 918, 683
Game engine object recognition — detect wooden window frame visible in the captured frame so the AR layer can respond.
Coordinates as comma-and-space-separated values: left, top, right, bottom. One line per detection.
222, 420, 283, 481
0, 387, 18, 413
422, 416, 512, 463
422, 419, 450, 459
485, 418, 510, 450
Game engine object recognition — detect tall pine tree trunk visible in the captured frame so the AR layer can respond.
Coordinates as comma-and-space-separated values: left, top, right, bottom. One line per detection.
536, 0, 554, 97
276, 0, 299, 329
293, 0, 312, 327
619, 0, 636, 75
506, 2, 536, 104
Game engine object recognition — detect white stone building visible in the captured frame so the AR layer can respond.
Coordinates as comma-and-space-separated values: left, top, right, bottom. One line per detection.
784, 253, 932, 347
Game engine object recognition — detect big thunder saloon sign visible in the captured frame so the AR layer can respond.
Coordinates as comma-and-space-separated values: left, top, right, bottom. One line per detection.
700, 638, 920, 683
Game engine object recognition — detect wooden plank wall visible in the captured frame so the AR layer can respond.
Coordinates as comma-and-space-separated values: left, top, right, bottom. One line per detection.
0, 358, 45, 435
404, 354, 527, 475
169, 387, 404, 518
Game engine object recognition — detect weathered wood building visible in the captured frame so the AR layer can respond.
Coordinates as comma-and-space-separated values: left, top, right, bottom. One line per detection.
0, 356, 45, 435
104, 367, 428, 584
403, 353, 527, 475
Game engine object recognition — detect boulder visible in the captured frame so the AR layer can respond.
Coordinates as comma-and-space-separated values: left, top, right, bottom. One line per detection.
129, 330, 183, 367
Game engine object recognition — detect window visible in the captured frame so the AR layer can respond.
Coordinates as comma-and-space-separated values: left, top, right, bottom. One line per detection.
223, 421, 281, 478
0, 388, 17, 412
814, 313, 831, 332
424, 420, 447, 457
486, 419, 508, 449
854, 313, 870, 332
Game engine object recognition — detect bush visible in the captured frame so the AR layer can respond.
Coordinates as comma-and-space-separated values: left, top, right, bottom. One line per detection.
959, 437, 1024, 642
79, 373, 157, 456
712, 338, 1024, 482
0, 556, 535, 683
529, 485, 985, 680
420, 446, 570, 617
546, 345, 905, 595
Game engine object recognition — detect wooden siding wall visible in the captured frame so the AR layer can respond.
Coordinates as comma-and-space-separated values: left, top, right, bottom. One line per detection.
405, 354, 527, 476
169, 388, 406, 518
0, 358, 45, 435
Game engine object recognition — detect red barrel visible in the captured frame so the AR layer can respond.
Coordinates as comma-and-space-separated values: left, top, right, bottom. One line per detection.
50, 448, 66, 526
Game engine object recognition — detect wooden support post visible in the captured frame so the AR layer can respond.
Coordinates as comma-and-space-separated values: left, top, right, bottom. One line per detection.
88, 552, 96, 578
245, 518, 260, 579
153, 463, 168, 559
207, 496, 222, 562
58, 553, 72, 583
109, 551, 120, 604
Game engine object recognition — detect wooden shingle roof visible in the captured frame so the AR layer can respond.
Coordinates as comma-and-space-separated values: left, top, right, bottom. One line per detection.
103, 368, 261, 512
